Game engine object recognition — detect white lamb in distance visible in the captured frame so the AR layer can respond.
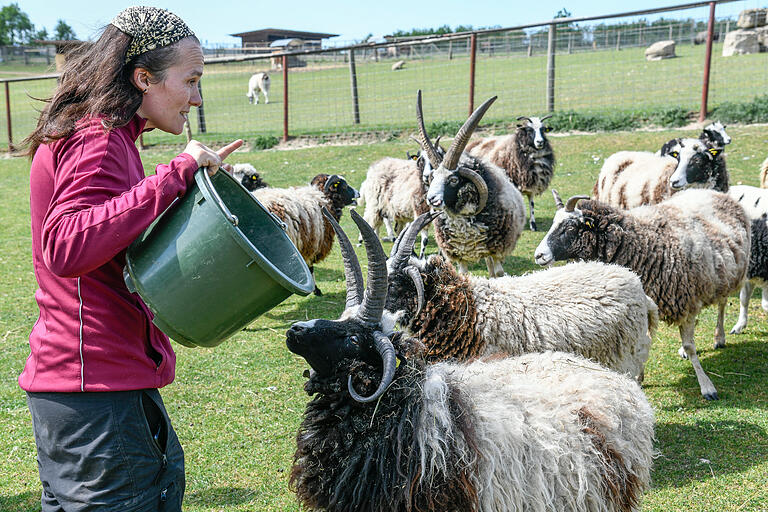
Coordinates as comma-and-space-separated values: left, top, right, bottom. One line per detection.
246, 72, 270, 105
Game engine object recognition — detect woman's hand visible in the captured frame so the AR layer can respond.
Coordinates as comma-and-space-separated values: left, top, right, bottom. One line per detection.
183, 139, 243, 176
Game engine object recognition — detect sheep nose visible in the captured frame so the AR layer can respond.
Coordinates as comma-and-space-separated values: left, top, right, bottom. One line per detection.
428, 196, 443, 208
670, 180, 683, 190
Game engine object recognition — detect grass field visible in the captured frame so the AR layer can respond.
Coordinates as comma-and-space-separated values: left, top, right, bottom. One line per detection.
4, 40, 768, 150
1, 123, 768, 511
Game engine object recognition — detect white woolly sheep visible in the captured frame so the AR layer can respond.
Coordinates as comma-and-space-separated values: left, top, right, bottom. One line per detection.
285, 209, 655, 512
466, 114, 555, 231
594, 138, 727, 209
760, 156, 768, 188
246, 72, 270, 105
535, 189, 750, 400
385, 211, 657, 381
415, 91, 525, 277
251, 173, 358, 296
727, 185, 768, 334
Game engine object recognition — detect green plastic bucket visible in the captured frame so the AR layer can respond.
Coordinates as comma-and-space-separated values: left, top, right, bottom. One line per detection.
124, 168, 314, 348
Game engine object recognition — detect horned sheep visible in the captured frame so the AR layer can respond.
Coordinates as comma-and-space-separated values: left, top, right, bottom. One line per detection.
246, 71, 270, 105
535, 189, 750, 400
231, 163, 269, 191
594, 138, 727, 209
251, 173, 358, 296
384, 212, 656, 381
466, 114, 555, 231
286, 209, 655, 512
416, 91, 525, 277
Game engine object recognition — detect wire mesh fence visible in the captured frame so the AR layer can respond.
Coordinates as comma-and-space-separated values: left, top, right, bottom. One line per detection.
2, 0, 766, 151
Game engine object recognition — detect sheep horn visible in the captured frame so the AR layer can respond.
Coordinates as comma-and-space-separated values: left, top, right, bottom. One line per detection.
516, 115, 532, 123
350, 209, 388, 324
322, 208, 364, 309
415, 90, 442, 168
442, 96, 497, 171
323, 175, 339, 193
540, 114, 553, 121
347, 331, 397, 403
404, 265, 425, 317
565, 195, 590, 212
389, 211, 440, 271
552, 189, 565, 210
457, 168, 489, 214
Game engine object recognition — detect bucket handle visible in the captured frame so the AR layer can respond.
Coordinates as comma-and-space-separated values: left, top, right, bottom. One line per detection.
203, 167, 239, 227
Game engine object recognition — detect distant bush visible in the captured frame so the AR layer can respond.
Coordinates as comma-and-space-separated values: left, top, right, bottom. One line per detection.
711, 94, 768, 124
251, 135, 279, 150
548, 107, 690, 133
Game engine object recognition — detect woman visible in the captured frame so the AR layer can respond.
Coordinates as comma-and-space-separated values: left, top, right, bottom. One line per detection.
21, 7, 241, 510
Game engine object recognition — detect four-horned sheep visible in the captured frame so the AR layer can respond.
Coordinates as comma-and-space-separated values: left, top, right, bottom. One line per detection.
727, 184, 768, 334
384, 211, 656, 381
286, 209, 655, 512
251, 173, 358, 296
466, 114, 555, 231
415, 90, 525, 277
231, 163, 269, 191
594, 137, 727, 209
246, 72, 270, 105
535, 189, 750, 400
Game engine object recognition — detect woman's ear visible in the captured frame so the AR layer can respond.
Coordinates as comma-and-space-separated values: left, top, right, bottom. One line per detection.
132, 68, 151, 94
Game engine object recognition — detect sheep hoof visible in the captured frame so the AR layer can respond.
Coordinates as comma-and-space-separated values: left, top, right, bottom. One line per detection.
313, 287, 323, 297
702, 390, 719, 401
530, 221, 538, 231
713, 341, 726, 349
677, 346, 689, 359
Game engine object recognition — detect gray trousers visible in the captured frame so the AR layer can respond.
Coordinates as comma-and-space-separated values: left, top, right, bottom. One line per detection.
26, 389, 185, 511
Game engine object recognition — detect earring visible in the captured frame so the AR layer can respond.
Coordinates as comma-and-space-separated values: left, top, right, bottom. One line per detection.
143, 89, 148, 95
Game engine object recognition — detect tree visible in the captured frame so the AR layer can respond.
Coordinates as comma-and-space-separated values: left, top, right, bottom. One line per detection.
54, 19, 76, 40
32, 27, 47, 41
0, 3, 34, 45
555, 8, 572, 19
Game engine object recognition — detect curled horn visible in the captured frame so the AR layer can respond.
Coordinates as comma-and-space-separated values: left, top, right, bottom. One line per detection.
323, 174, 339, 193
516, 115, 532, 123
565, 195, 590, 213
389, 211, 440, 271
348, 331, 397, 403
442, 96, 497, 171
322, 208, 364, 309
404, 266, 425, 317
415, 90, 442, 168
552, 189, 565, 210
457, 168, 489, 214
350, 209, 388, 324
540, 114, 553, 121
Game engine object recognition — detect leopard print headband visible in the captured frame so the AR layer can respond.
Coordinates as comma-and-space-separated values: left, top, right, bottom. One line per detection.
111, 6, 195, 63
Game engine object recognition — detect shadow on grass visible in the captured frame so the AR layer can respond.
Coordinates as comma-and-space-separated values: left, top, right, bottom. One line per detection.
0, 492, 40, 512
184, 486, 258, 507
653, 419, 768, 489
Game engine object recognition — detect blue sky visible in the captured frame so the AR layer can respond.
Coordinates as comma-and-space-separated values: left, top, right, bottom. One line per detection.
20, 0, 762, 46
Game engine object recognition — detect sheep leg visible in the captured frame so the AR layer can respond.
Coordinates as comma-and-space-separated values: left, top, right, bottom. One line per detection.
485, 257, 505, 278
714, 298, 728, 348
310, 266, 322, 296
679, 318, 718, 400
762, 286, 768, 311
418, 229, 428, 259
382, 218, 396, 242
527, 194, 537, 231
729, 281, 753, 335
457, 262, 469, 274
264, 90, 269, 104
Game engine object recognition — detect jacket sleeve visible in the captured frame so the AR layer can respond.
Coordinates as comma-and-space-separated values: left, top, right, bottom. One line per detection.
41, 131, 199, 278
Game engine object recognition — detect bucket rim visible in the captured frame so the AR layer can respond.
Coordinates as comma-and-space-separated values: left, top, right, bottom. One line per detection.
195, 168, 315, 296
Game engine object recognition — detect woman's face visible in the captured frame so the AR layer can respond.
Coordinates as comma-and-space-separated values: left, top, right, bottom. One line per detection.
137, 38, 203, 135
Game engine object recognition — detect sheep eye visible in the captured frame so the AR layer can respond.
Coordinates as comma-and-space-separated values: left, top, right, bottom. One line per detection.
544, 127, 552, 133
448, 176, 459, 186
670, 152, 679, 158
348, 335, 359, 346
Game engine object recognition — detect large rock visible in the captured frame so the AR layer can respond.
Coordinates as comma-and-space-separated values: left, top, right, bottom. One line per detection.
645, 40, 676, 61
757, 26, 768, 51
723, 29, 760, 56
737, 9, 767, 29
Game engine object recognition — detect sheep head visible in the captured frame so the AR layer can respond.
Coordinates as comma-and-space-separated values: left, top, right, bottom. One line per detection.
534, 190, 592, 266
311, 174, 360, 210
663, 138, 723, 190
286, 209, 397, 403
701, 121, 730, 148
516, 114, 553, 150
415, 90, 495, 216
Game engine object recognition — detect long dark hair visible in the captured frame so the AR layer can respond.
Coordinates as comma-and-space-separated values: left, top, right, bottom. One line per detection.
24, 25, 199, 157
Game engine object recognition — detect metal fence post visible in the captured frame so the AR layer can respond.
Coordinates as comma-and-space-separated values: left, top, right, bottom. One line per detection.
547, 23, 556, 112
282, 55, 289, 142
700, 1, 716, 123
348, 49, 360, 124
196, 81, 206, 133
5, 81, 13, 151
469, 33, 477, 116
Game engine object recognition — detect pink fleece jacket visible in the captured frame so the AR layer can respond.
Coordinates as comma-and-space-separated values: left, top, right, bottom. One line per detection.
20, 115, 199, 392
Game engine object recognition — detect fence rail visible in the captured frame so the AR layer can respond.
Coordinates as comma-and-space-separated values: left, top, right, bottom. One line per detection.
1, 0, 763, 151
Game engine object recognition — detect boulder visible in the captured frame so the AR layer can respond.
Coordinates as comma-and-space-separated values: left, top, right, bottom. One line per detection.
723, 29, 760, 56
737, 8, 767, 29
644, 40, 676, 61
757, 26, 768, 51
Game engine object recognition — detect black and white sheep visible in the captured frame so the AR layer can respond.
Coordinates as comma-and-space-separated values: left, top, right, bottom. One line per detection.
286, 208, 655, 512
384, 211, 656, 381
699, 121, 731, 150
535, 189, 750, 400
594, 138, 727, 209
727, 185, 768, 334
415, 91, 525, 277
465, 114, 555, 231
231, 163, 269, 191
252, 173, 358, 296
246, 71, 270, 105
356, 151, 431, 256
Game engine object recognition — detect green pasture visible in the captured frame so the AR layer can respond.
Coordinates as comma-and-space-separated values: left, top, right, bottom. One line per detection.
1, 124, 768, 510
3, 41, 767, 150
